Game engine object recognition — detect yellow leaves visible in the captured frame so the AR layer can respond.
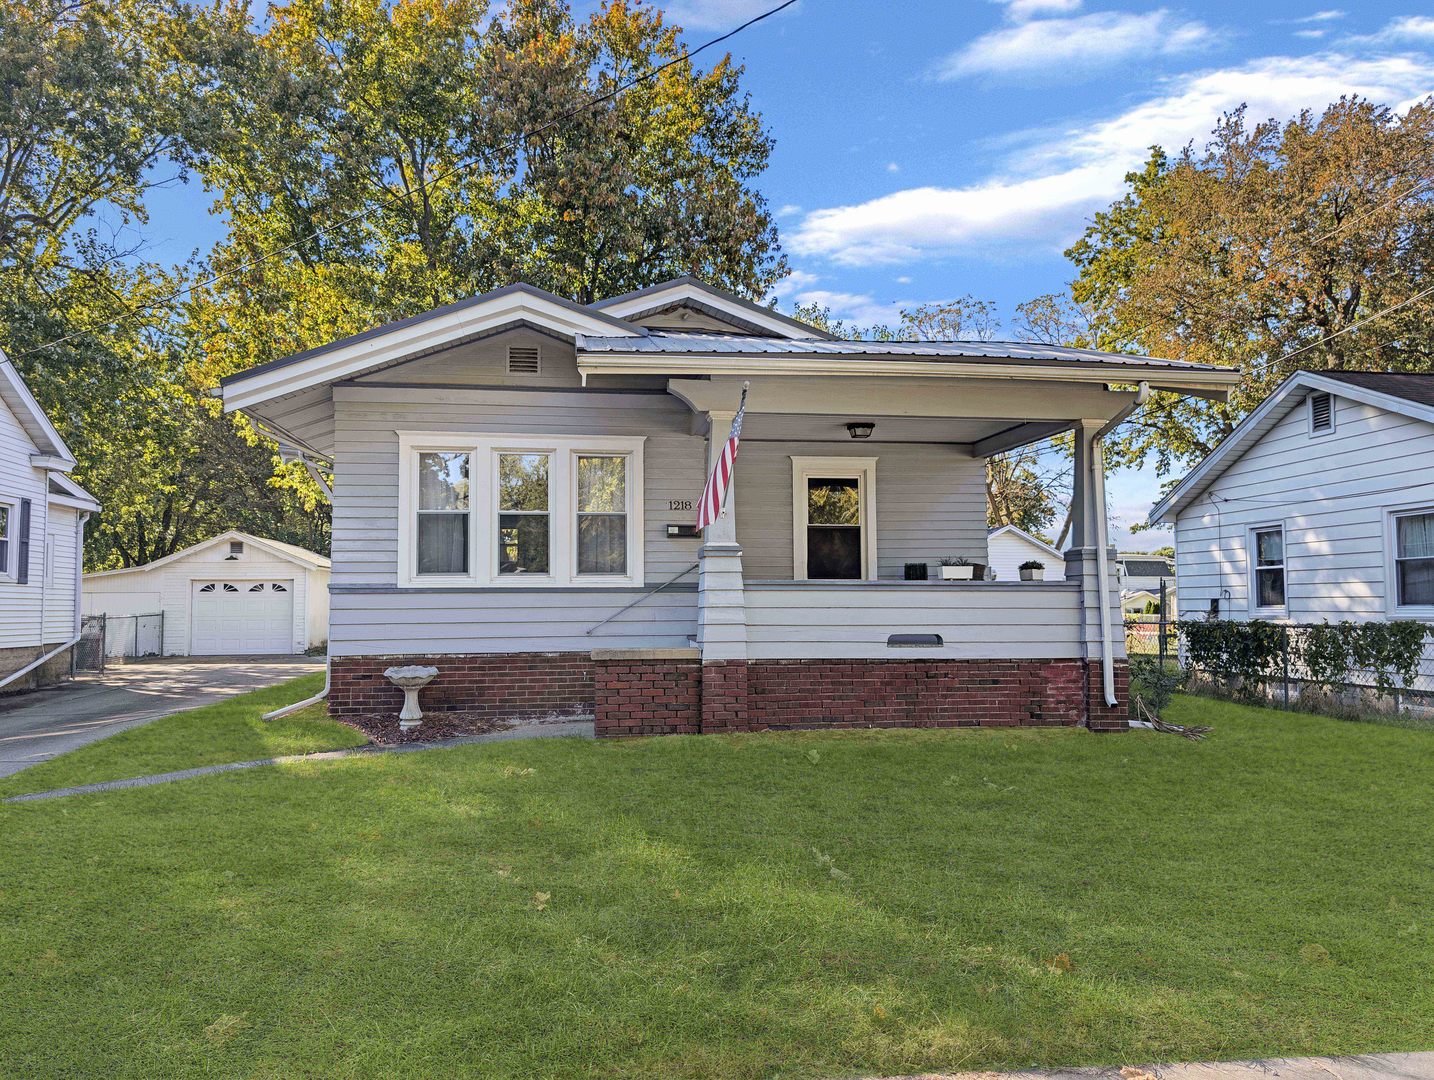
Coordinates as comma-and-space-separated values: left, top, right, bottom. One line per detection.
203, 1013, 250, 1045
532, 890, 550, 911
503, 765, 536, 778
1047, 952, 1074, 974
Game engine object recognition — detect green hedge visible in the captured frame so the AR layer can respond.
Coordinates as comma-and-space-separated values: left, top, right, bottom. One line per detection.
1177, 619, 1431, 699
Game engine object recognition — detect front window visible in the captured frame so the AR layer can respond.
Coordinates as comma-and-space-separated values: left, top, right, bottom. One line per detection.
1394, 510, 1434, 608
400, 435, 644, 587
1252, 526, 1285, 609
576, 455, 628, 575
806, 477, 862, 579
416, 451, 471, 576
497, 453, 550, 575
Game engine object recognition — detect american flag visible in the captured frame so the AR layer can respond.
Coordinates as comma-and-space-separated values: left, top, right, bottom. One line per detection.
696, 384, 748, 531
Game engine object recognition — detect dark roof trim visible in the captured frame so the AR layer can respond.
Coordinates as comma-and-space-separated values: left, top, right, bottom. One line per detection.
620, 297, 788, 337
221, 283, 643, 388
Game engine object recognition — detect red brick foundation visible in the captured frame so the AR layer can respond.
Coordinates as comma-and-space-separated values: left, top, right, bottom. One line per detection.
331, 652, 1128, 736
328, 653, 594, 722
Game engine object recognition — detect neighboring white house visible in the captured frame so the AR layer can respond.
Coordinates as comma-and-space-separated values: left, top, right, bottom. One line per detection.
1150, 370, 1434, 626
0, 350, 101, 690
987, 525, 1062, 581
219, 276, 1238, 733
83, 530, 330, 657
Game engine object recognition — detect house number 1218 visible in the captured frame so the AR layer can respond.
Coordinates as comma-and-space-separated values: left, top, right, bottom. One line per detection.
668, 499, 693, 511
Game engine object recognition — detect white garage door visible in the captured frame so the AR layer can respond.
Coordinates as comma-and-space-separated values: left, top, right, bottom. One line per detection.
190, 580, 295, 655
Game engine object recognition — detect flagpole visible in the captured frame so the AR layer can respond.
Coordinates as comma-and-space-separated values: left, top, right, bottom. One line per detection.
719, 381, 750, 520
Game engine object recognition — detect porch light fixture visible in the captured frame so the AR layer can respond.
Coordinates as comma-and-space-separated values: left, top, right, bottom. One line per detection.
846, 421, 875, 440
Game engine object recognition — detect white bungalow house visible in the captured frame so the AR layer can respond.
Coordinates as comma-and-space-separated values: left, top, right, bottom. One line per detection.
0, 350, 101, 691
1150, 370, 1434, 627
220, 277, 1238, 735
83, 530, 330, 657
987, 525, 1062, 581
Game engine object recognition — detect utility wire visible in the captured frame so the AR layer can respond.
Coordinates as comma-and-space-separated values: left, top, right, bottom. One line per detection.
1246, 282, 1434, 375
15, 0, 800, 360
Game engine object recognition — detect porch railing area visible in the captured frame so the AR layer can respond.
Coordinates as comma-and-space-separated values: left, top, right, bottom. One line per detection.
743, 580, 1085, 661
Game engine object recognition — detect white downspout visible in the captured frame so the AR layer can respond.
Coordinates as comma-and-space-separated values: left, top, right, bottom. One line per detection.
72, 511, 89, 675
1091, 381, 1149, 707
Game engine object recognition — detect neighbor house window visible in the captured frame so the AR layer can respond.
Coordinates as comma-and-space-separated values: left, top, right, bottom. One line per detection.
1251, 526, 1285, 610
399, 434, 644, 587
1393, 510, 1434, 608
416, 451, 471, 576
0, 502, 9, 576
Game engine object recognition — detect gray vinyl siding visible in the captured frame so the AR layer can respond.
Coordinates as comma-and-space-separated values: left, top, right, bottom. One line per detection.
0, 395, 65, 651
735, 441, 988, 579
329, 385, 703, 655
1174, 393, 1434, 623
745, 581, 1082, 660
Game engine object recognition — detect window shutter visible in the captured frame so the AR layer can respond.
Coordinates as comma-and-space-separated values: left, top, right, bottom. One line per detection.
506, 345, 540, 375
16, 498, 30, 584
1309, 391, 1333, 432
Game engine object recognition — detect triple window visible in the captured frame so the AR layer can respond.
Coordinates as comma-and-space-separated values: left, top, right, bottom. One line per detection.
401, 434, 644, 587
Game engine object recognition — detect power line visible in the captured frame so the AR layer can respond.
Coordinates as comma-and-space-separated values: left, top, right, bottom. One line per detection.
16, 0, 800, 360
1247, 282, 1434, 375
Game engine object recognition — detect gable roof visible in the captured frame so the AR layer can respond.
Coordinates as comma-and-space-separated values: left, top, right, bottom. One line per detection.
591, 276, 834, 340
84, 530, 329, 579
0, 350, 74, 464
987, 524, 1063, 560
1118, 557, 1173, 578
48, 472, 101, 513
1149, 369, 1434, 524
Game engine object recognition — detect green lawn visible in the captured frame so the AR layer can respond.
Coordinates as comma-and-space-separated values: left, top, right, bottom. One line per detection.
2, 695, 1431, 1078
0, 674, 366, 798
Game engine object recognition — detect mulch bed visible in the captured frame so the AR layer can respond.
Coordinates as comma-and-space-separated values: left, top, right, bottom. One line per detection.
338, 712, 514, 747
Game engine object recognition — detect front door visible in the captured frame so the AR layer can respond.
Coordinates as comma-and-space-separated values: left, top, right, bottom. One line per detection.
803, 475, 864, 579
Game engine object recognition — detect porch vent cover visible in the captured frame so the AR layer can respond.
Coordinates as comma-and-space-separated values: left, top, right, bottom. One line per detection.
1309, 391, 1333, 433
507, 345, 541, 375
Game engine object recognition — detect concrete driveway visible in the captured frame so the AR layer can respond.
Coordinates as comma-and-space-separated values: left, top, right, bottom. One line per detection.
0, 657, 323, 778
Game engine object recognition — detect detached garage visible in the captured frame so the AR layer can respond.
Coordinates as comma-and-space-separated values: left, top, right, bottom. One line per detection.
83, 531, 329, 657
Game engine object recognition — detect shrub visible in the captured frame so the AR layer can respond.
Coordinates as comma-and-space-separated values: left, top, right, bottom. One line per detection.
1128, 655, 1185, 713
1018, 560, 1045, 571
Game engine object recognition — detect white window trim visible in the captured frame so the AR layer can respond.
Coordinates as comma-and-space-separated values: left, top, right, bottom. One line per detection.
0, 496, 13, 581
790, 456, 878, 581
397, 432, 646, 589
1308, 391, 1335, 436
1247, 522, 1287, 615
1384, 503, 1434, 618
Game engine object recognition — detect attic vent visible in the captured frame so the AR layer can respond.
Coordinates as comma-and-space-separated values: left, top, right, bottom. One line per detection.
226, 540, 243, 560
507, 345, 541, 375
1309, 391, 1334, 434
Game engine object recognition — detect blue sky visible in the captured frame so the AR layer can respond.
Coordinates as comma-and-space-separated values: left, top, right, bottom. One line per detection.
142, 0, 1434, 547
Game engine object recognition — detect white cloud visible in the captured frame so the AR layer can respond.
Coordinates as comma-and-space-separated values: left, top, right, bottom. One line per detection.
767, 269, 820, 302
790, 52, 1434, 266
938, 10, 1219, 81
776, 203, 803, 217
1290, 9, 1345, 23
786, 289, 912, 327
997, 0, 1083, 19
886, 162, 901, 173
1382, 15, 1434, 42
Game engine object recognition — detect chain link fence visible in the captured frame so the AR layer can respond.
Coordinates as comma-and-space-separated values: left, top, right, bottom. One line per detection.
84, 613, 165, 662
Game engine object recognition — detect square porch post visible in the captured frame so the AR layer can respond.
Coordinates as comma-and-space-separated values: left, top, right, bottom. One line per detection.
697, 410, 749, 731
1064, 419, 1128, 729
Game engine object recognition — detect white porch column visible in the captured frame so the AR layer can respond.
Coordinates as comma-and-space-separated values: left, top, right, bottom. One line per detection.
1064, 419, 1126, 728
696, 410, 749, 730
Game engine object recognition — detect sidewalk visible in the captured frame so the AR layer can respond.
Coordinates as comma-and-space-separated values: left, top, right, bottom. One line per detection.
875, 1051, 1434, 1080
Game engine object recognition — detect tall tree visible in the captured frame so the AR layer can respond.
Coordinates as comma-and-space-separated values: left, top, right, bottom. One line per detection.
1068, 97, 1434, 476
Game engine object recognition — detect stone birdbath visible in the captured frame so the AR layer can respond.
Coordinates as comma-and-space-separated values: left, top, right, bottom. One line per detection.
383, 665, 439, 731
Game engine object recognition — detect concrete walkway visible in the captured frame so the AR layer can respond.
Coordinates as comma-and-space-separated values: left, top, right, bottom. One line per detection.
876, 1051, 1434, 1080
3, 719, 595, 802
0, 657, 323, 778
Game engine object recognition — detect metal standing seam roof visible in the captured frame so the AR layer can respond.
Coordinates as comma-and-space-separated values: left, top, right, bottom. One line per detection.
575, 332, 1231, 370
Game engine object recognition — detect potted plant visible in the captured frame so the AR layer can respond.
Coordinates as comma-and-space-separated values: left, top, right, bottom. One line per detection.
940, 557, 975, 581
1019, 559, 1045, 582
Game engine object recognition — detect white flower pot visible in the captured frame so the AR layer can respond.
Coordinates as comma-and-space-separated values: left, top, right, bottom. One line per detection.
940, 565, 975, 580
1019, 568, 1045, 581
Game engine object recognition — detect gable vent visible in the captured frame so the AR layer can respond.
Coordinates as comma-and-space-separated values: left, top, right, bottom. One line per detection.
1309, 391, 1333, 433
506, 345, 541, 375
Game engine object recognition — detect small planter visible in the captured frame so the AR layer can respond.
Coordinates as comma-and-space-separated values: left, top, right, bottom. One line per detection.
1019, 567, 1045, 581
940, 564, 976, 581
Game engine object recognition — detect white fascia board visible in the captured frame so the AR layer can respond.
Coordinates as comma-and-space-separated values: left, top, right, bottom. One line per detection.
1, 352, 72, 459
989, 524, 1064, 560
30, 453, 77, 471
84, 529, 322, 578
579, 352, 1243, 390
594, 284, 819, 340
1147, 370, 1434, 525
223, 294, 644, 413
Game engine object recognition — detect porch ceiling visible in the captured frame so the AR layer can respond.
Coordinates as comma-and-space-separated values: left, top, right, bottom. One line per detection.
737, 412, 1068, 451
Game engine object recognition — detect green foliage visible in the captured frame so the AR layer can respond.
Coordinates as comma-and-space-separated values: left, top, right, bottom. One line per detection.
1181, 618, 1433, 701
1128, 655, 1185, 712
1018, 559, 1045, 571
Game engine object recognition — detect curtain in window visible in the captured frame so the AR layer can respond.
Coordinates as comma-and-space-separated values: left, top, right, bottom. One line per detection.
417, 452, 470, 575
1397, 513, 1434, 605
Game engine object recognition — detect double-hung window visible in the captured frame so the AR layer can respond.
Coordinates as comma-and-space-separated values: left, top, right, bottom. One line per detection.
1250, 525, 1286, 611
0, 501, 10, 576
1392, 509, 1434, 610
400, 434, 644, 587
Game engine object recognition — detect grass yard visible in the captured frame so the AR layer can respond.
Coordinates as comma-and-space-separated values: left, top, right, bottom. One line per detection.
0, 674, 367, 798
2, 695, 1431, 1078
